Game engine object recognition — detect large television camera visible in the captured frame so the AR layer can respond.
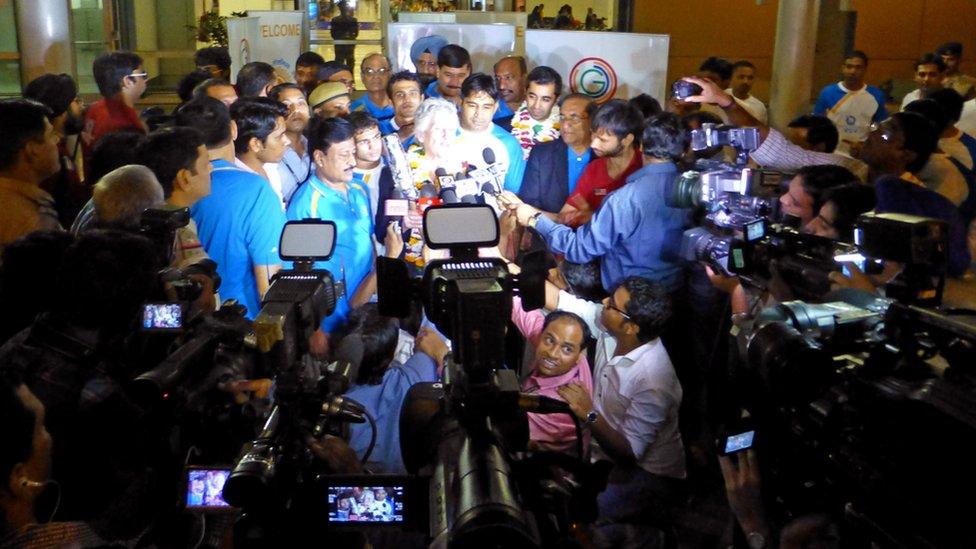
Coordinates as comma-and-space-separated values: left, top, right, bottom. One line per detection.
733, 290, 976, 547
220, 220, 369, 539
665, 124, 782, 276
374, 204, 593, 547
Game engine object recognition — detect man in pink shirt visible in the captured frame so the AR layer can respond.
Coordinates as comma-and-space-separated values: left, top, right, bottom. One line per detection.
511, 296, 593, 453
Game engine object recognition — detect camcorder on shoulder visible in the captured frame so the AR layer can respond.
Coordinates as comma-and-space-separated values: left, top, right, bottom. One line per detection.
666, 124, 783, 276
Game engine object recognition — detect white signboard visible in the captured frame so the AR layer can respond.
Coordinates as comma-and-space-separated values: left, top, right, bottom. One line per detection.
227, 11, 304, 83
526, 30, 670, 103
386, 23, 517, 74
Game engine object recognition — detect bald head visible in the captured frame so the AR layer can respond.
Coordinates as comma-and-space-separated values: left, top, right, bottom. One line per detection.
92, 165, 164, 228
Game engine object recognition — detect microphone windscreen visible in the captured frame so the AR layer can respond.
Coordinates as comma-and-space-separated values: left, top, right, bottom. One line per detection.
390, 187, 405, 200
440, 187, 459, 203
419, 182, 438, 198
481, 181, 499, 195
460, 194, 479, 204
434, 167, 448, 177
482, 147, 496, 165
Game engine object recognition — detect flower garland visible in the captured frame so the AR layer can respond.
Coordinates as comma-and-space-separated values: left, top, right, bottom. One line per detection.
510, 103, 561, 159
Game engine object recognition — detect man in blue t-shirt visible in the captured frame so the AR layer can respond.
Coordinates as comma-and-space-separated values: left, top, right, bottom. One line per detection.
351, 53, 394, 123
286, 117, 374, 346
424, 44, 470, 108
175, 97, 285, 319
454, 73, 527, 193
378, 71, 423, 148
813, 50, 888, 155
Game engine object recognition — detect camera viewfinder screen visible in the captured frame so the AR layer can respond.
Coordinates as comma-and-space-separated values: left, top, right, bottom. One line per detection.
745, 220, 765, 242
143, 303, 182, 330
724, 431, 755, 454
328, 485, 405, 523
186, 468, 231, 508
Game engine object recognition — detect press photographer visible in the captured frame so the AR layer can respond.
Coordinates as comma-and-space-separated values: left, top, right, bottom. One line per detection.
0, 230, 174, 541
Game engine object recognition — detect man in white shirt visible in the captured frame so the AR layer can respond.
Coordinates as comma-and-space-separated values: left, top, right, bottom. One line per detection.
454, 73, 527, 193
555, 276, 685, 545
813, 50, 888, 155
725, 60, 767, 124
901, 53, 946, 109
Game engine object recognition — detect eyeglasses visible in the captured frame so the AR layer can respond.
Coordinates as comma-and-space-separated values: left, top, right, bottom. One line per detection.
604, 301, 632, 321
127, 71, 149, 81
868, 121, 896, 143
559, 114, 589, 125
364, 68, 390, 76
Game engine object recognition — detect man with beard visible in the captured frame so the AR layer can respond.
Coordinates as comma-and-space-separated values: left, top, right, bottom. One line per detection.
23, 74, 87, 227
409, 34, 448, 90
379, 71, 423, 147
510, 65, 563, 159
557, 99, 644, 227
270, 83, 312, 206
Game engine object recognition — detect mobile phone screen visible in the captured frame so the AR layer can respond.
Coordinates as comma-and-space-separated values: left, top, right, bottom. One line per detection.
724, 430, 755, 455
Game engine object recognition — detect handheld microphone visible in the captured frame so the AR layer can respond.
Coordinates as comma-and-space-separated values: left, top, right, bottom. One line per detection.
419, 181, 438, 198
482, 147, 504, 194
418, 181, 442, 211
460, 194, 479, 204
385, 187, 409, 221
440, 187, 459, 203
517, 394, 572, 414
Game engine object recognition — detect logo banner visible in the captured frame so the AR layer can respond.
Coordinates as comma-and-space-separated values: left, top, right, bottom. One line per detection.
526, 30, 670, 103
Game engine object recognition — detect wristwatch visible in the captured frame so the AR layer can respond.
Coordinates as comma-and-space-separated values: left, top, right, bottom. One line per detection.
584, 410, 598, 426
528, 211, 543, 227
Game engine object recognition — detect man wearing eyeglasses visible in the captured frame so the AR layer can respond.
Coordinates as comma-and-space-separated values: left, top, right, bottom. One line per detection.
518, 93, 595, 215
81, 51, 148, 181
351, 54, 394, 124
547, 276, 686, 545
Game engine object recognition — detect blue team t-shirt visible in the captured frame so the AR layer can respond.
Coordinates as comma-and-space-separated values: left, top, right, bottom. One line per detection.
566, 147, 592, 194
286, 174, 375, 333
351, 94, 395, 122
190, 159, 286, 319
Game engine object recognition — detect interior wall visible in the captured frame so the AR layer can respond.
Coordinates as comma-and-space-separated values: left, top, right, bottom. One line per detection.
632, 0, 976, 104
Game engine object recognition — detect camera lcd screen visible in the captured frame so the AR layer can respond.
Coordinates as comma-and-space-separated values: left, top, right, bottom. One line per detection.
724, 430, 755, 454
423, 204, 498, 249
185, 468, 233, 510
279, 220, 336, 261
142, 303, 182, 331
328, 484, 405, 524
745, 220, 765, 242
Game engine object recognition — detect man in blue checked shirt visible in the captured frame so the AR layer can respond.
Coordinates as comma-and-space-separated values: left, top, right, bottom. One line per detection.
287, 117, 375, 353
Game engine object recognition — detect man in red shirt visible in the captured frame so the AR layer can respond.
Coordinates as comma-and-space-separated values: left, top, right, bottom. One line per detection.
81, 51, 147, 181
559, 99, 644, 227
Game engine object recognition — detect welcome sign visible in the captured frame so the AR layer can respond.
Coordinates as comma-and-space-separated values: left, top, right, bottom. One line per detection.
228, 11, 305, 81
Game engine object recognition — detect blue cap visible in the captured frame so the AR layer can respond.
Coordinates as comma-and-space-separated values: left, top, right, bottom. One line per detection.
410, 35, 449, 64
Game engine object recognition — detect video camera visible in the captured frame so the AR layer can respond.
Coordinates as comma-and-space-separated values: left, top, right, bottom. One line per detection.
219, 220, 373, 540
732, 289, 976, 547
373, 204, 593, 547
725, 212, 949, 305
666, 124, 781, 276
140, 207, 220, 304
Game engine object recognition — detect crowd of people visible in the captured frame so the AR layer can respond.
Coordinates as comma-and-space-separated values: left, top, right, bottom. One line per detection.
1, 29, 975, 549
